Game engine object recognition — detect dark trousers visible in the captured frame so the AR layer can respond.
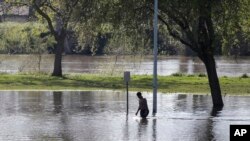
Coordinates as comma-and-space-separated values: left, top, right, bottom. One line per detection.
140, 109, 149, 118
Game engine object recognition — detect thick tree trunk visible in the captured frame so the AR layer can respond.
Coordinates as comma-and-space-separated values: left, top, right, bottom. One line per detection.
52, 36, 64, 77
199, 54, 224, 107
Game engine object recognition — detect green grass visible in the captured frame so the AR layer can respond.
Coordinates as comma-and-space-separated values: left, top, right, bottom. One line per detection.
0, 73, 249, 95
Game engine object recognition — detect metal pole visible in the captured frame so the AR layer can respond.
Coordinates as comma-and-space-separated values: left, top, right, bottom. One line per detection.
126, 82, 129, 115
153, 0, 158, 114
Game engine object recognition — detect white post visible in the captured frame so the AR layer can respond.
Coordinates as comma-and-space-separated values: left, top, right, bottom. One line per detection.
153, 0, 158, 114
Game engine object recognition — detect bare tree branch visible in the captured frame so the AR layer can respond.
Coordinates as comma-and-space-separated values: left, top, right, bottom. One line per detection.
32, 0, 56, 36
44, 3, 62, 17
146, 6, 198, 51
158, 15, 194, 48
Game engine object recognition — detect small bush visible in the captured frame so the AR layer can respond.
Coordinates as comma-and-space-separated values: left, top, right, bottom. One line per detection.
241, 74, 249, 78
171, 73, 185, 77
198, 73, 206, 77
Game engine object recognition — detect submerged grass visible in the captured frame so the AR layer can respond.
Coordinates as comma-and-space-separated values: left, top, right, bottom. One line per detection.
0, 73, 249, 95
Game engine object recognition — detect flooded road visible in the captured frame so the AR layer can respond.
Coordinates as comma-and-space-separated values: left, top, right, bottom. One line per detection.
0, 91, 250, 141
0, 55, 249, 76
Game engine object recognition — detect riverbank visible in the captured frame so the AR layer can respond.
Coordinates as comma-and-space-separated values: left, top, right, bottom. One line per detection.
0, 74, 249, 95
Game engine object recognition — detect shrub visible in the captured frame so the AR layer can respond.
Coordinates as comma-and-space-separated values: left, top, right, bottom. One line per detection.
198, 73, 207, 77
187, 74, 195, 77
241, 73, 249, 78
171, 73, 185, 77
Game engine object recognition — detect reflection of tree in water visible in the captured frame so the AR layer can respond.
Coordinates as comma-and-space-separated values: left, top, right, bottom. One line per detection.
192, 95, 222, 141
174, 94, 222, 140
175, 94, 212, 111
192, 95, 211, 111
53, 91, 62, 113
174, 94, 211, 113
176, 95, 188, 111
52, 91, 72, 141
207, 107, 223, 141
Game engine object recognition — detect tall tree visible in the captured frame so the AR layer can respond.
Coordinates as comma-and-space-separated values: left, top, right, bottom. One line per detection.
117, 0, 245, 107
3, 0, 78, 76
31, 0, 81, 76
154, 0, 225, 107
5, 0, 98, 76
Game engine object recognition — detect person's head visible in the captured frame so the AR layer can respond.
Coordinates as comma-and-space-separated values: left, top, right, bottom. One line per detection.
137, 92, 143, 99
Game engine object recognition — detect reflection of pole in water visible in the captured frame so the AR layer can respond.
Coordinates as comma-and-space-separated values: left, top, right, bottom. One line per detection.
126, 82, 129, 115
123, 116, 130, 141
152, 119, 157, 141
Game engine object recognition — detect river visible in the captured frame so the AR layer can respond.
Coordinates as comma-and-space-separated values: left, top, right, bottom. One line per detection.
0, 55, 249, 76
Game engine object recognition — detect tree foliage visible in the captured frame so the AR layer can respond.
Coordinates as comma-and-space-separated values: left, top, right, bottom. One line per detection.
1, 0, 249, 56
214, 0, 250, 55
0, 22, 54, 54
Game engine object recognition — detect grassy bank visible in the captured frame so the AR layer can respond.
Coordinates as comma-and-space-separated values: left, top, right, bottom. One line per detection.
0, 74, 249, 95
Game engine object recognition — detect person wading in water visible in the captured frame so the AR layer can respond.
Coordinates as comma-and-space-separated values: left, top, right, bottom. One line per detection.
135, 92, 149, 118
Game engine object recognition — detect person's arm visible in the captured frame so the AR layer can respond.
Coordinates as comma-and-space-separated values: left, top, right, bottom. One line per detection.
135, 100, 142, 115
135, 107, 140, 115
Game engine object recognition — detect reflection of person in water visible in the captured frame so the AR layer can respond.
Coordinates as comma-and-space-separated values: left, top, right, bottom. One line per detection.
135, 92, 149, 118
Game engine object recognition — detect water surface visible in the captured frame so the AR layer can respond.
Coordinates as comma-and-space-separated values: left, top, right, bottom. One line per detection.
0, 55, 249, 76
0, 91, 250, 141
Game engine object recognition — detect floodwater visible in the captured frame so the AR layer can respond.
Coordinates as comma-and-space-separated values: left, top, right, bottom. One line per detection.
0, 91, 250, 141
0, 55, 249, 76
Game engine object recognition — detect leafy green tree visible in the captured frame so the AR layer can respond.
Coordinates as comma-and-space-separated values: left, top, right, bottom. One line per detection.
31, 0, 82, 76
3, 0, 65, 76
215, 0, 250, 56
116, 0, 244, 107
157, 0, 225, 106
4, 0, 99, 76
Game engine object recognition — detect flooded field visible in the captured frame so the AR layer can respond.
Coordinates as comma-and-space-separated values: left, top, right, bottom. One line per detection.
0, 91, 250, 141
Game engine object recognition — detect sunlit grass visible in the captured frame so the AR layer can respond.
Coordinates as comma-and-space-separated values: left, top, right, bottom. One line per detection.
0, 73, 249, 95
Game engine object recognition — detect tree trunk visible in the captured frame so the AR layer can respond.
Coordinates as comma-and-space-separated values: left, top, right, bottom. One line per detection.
52, 35, 64, 77
199, 53, 224, 107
